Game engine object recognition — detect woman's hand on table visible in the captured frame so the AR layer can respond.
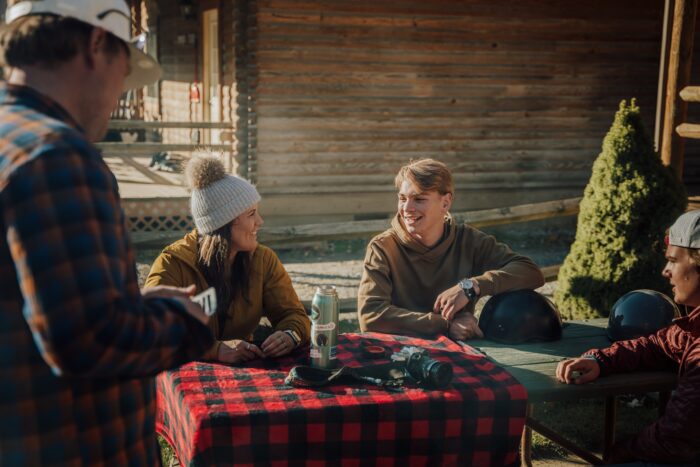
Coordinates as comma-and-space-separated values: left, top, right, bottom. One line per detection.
556, 357, 600, 384
261, 330, 296, 357
217, 340, 265, 364
447, 312, 484, 341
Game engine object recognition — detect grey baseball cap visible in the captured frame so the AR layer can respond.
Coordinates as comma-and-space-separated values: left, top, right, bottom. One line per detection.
5, 0, 162, 90
668, 210, 700, 248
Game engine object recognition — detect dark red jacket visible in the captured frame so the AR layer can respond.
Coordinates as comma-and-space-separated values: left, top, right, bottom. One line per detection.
588, 307, 700, 464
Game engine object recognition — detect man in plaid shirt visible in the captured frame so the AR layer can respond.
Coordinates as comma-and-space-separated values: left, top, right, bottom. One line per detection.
0, 1, 215, 465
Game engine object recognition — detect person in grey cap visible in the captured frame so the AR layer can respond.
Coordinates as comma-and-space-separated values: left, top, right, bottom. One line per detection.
146, 154, 311, 364
556, 210, 700, 464
0, 0, 214, 465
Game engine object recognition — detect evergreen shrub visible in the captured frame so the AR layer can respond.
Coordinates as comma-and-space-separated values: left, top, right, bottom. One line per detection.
554, 99, 686, 319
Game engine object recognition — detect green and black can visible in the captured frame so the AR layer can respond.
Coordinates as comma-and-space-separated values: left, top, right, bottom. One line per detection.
310, 285, 339, 369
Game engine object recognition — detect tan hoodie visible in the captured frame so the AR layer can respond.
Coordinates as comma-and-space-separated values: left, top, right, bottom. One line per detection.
358, 215, 545, 337
145, 230, 310, 346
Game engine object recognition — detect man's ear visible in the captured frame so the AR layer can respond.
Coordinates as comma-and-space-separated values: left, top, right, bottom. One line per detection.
84, 27, 108, 69
442, 192, 453, 212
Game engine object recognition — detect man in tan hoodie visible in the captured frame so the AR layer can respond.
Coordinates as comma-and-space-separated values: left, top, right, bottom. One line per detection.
358, 159, 545, 340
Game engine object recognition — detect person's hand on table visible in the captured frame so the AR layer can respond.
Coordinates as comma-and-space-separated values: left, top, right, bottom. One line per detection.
141, 284, 209, 325
448, 312, 484, 340
556, 357, 600, 384
217, 340, 265, 364
433, 279, 480, 320
261, 330, 296, 357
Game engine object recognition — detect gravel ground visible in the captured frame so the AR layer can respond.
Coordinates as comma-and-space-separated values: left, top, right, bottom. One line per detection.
277, 217, 573, 304
136, 217, 574, 308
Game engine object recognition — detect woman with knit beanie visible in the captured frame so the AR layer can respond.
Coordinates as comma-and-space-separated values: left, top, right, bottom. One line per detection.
145, 154, 310, 364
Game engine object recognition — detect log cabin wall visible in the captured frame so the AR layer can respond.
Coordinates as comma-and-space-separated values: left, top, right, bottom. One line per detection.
149, 0, 700, 224
249, 0, 668, 224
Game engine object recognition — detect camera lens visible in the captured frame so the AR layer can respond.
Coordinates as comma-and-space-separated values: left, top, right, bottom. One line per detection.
424, 360, 453, 388
406, 353, 453, 388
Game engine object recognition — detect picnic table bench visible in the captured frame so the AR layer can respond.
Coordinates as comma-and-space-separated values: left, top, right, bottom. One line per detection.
469, 318, 678, 465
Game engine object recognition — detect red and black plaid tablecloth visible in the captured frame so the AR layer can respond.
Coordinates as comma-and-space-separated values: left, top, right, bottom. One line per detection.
156, 333, 527, 466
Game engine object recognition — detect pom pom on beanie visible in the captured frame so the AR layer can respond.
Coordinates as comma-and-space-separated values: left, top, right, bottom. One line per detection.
185, 154, 227, 189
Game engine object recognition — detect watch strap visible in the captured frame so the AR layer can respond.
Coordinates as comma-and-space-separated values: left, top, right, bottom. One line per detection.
459, 278, 478, 301
284, 329, 301, 347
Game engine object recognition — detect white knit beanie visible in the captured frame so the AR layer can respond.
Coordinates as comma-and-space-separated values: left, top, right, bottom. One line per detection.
185, 154, 261, 234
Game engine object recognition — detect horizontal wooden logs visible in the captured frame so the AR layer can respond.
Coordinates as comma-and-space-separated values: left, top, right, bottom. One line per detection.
257, 197, 581, 244
679, 86, 700, 102
262, 0, 656, 19
97, 143, 233, 153
676, 123, 700, 139
540, 265, 561, 282
151, 0, 683, 215
109, 120, 234, 129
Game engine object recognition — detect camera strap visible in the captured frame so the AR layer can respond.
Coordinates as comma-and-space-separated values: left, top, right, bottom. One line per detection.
285, 362, 408, 390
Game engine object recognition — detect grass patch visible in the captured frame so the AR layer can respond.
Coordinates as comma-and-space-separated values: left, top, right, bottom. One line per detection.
530, 396, 659, 462
158, 435, 176, 466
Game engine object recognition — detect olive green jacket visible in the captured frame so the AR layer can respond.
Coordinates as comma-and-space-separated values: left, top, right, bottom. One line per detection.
145, 230, 310, 349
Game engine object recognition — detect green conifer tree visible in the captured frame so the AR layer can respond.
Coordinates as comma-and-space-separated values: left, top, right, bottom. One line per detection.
554, 99, 686, 319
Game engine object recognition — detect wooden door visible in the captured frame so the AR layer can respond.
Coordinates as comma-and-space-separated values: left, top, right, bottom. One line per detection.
202, 6, 220, 144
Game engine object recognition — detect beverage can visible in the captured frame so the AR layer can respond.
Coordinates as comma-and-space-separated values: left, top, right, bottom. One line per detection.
310, 285, 339, 369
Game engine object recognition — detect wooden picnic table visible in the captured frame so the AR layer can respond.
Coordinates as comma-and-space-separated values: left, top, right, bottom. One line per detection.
157, 332, 528, 466
469, 318, 678, 465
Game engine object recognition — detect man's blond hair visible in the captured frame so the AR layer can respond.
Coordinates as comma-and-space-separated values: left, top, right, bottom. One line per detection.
394, 158, 454, 195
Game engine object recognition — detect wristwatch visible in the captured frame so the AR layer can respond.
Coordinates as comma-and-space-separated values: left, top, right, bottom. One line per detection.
458, 278, 478, 302
284, 329, 301, 348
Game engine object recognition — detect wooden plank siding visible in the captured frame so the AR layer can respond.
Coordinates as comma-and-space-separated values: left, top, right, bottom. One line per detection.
249, 0, 666, 222
148, 0, 700, 224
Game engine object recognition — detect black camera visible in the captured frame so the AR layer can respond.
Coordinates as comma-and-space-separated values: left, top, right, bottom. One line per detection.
405, 351, 453, 389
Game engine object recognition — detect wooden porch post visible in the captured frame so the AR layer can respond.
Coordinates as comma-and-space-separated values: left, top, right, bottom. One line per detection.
660, 0, 698, 178
233, 0, 258, 182
654, 0, 674, 152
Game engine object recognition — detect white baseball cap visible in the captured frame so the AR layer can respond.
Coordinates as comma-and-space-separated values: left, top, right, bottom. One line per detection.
668, 210, 700, 249
5, 0, 162, 90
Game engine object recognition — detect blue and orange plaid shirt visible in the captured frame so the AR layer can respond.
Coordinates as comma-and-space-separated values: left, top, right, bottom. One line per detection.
0, 84, 214, 466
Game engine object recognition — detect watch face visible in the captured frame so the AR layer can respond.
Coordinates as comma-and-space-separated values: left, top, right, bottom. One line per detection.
461, 279, 476, 299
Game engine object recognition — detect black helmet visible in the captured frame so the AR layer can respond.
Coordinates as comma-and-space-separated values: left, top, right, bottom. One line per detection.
607, 289, 679, 342
478, 289, 563, 344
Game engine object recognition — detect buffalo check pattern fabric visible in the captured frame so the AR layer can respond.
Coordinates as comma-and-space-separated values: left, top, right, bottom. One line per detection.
157, 333, 527, 466
0, 84, 214, 466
